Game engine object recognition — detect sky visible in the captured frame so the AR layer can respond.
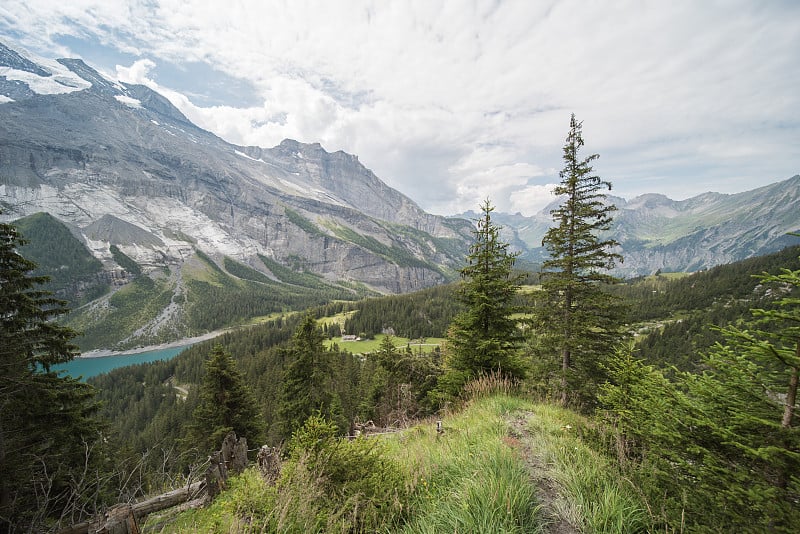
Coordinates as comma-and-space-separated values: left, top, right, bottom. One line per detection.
1, 1, 798, 216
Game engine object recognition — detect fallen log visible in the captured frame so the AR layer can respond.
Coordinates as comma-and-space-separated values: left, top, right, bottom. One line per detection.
58, 432, 245, 533
57, 481, 205, 534
130, 480, 205, 517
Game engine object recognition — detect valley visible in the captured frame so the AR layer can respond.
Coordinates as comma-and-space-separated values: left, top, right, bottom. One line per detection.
1, 38, 799, 534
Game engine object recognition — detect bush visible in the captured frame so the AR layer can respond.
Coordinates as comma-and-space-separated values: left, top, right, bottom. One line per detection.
274, 414, 408, 532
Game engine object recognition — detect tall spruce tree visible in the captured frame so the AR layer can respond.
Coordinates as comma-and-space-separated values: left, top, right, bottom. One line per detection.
534, 115, 624, 407
438, 200, 526, 398
0, 218, 103, 531
275, 314, 346, 440
187, 344, 264, 455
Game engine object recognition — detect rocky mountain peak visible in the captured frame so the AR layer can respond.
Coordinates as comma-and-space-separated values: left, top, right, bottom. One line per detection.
0, 41, 50, 76
0, 40, 471, 298
56, 58, 122, 97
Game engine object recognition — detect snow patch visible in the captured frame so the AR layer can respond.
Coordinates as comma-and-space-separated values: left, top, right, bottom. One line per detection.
0, 95, 13, 104
0, 55, 91, 95
114, 95, 142, 108
234, 149, 260, 162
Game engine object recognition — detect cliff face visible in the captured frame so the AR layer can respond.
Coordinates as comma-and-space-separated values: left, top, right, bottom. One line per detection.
0, 42, 472, 295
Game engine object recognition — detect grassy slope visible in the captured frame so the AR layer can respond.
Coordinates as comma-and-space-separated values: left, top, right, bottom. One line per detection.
149, 394, 648, 533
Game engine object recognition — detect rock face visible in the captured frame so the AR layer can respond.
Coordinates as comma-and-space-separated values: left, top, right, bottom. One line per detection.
607, 177, 800, 275
0, 41, 472, 294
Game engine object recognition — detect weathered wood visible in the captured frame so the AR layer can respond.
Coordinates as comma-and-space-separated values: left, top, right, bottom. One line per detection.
59, 433, 245, 533
57, 521, 91, 534
205, 449, 228, 501
96, 504, 140, 534
257, 445, 282, 485
130, 480, 205, 517
57, 481, 204, 534
220, 431, 248, 473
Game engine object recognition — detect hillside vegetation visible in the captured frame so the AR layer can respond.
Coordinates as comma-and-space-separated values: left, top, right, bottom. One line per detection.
14, 212, 108, 305
77, 243, 800, 533
147, 391, 648, 533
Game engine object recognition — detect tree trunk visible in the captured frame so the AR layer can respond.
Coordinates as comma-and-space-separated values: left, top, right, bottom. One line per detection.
561, 286, 572, 406
781, 341, 798, 428
561, 347, 570, 406
0, 417, 8, 519
130, 480, 205, 517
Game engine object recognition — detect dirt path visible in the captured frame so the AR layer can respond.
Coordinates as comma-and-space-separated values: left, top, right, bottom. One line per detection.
507, 412, 579, 534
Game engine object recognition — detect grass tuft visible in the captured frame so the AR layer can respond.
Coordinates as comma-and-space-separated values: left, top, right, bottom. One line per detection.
386, 395, 542, 533
462, 370, 520, 400
525, 404, 649, 533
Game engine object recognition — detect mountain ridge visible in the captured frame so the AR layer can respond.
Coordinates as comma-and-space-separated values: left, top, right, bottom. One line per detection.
0, 40, 475, 349
464, 174, 800, 276
0, 40, 471, 294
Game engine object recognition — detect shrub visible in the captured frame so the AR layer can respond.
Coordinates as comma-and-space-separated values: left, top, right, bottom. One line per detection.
274, 414, 408, 532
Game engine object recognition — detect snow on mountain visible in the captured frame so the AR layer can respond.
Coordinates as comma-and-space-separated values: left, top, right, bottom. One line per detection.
0, 43, 91, 95
0, 39, 472, 297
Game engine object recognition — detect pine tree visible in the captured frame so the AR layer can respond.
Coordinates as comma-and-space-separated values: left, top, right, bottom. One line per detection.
438, 200, 526, 398
0, 218, 103, 531
534, 114, 625, 407
678, 253, 800, 528
276, 314, 346, 440
187, 344, 263, 454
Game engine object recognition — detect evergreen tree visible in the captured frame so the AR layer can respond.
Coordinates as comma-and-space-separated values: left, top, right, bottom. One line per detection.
438, 200, 526, 398
534, 114, 625, 407
0, 218, 103, 531
187, 344, 264, 455
600, 253, 800, 530
370, 335, 441, 423
275, 314, 346, 440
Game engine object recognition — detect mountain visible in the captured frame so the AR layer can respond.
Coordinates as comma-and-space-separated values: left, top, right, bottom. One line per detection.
2, 39, 797, 350
477, 176, 800, 277
0, 41, 472, 349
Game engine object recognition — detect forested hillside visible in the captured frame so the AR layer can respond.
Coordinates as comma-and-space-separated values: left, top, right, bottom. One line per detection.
13, 212, 109, 306
90, 245, 800, 455
7, 219, 800, 532
613, 244, 800, 370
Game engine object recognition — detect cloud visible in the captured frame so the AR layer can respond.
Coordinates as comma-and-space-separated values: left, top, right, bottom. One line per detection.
115, 58, 156, 84
509, 184, 559, 216
1, 0, 798, 214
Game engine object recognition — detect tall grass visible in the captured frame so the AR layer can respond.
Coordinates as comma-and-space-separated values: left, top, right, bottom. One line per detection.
148, 395, 649, 533
461, 370, 520, 400
386, 395, 543, 533
524, 404, 650, 533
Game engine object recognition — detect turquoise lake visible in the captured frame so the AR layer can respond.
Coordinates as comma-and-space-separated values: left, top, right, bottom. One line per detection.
53, 345, 192, 380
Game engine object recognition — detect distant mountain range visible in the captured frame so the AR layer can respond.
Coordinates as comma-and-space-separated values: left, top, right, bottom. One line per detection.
1, 39, 798, 349
461, 175, 800, 276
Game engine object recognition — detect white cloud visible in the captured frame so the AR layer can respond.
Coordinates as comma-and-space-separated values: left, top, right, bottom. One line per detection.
509, 184, 559, 216
1, 0, 798, 214
115, 58, 156, 85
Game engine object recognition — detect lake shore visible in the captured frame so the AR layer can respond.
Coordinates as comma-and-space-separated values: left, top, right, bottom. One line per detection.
79, 330, 225, 358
